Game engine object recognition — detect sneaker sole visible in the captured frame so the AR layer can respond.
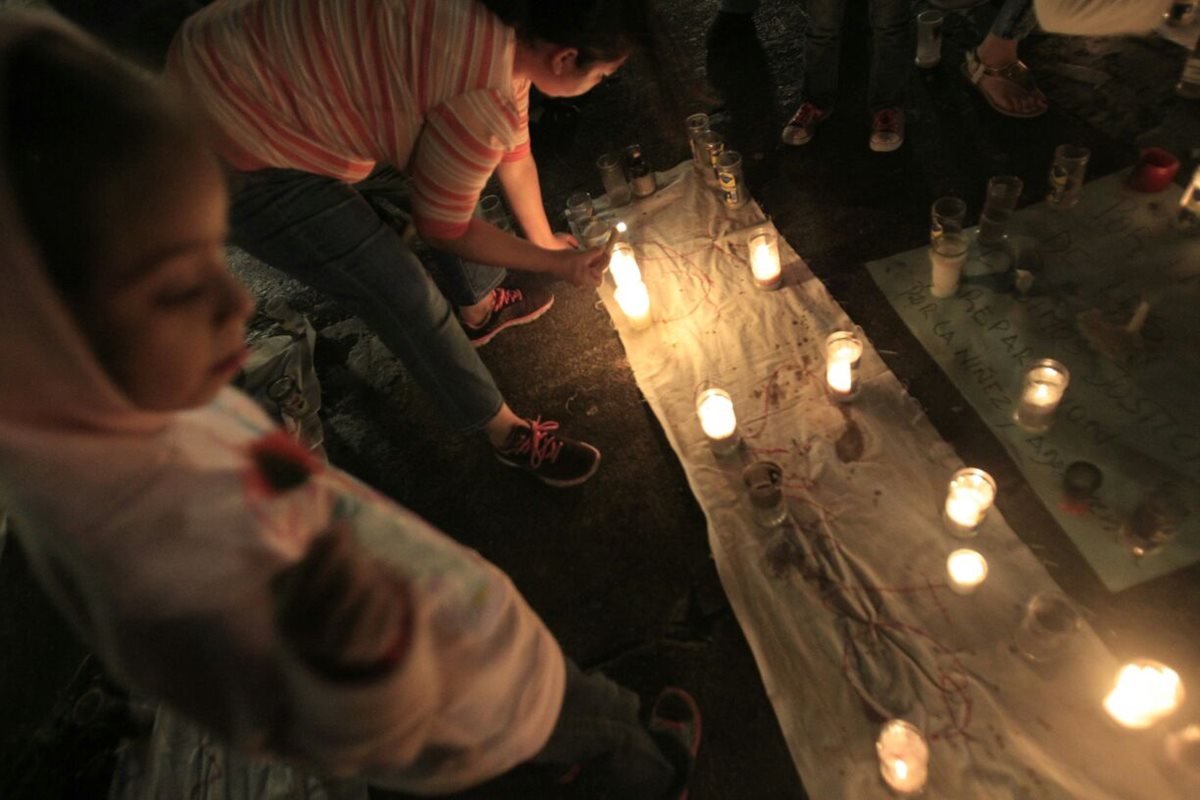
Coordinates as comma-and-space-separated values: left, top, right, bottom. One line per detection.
469, 295, 555, 348
495, 444, 601, 488
869, 137, 904, 153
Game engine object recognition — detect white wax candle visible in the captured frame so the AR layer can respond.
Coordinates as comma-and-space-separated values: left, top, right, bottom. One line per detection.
827, 361, 853, 394
608, 243, 642, 289
1103, 661, 1184, 729
877, 720, 929, 795
946, 549, 988, 594
1015, 360, 1069, 432
930, 245, 967, 298
825, 334, 863, 401
944, 468, 996, 535
614, 281, 651, 330
750, 234, 781, 290
697, 388, 738, 446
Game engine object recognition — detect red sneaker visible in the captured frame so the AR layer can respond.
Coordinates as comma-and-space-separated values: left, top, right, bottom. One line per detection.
781, 101, 832, 146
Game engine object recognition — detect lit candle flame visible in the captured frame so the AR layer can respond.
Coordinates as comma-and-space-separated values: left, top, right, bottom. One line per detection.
895, 759, 909, 781
1103, 662, 1183, 729
608, 246, 642, 289
946, 549, 988, 593
698, 391, 737, 440
751, 241, 780, 283
826, 361, 853, 393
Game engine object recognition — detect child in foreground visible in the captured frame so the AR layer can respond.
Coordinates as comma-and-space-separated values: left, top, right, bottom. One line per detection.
0, 10, 697, 797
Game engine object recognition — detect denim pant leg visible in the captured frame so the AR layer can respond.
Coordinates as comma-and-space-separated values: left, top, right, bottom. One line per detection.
228, 168, 504, 434
990, 0, 1039, 41
868, 0, 910, 110
719, 0, 761, 13
532, 663, 684, 800
353, 167, 507, 307
803, 0, 849, 108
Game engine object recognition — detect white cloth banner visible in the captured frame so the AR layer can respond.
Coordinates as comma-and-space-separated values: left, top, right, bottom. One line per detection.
598, 162, 1185, 798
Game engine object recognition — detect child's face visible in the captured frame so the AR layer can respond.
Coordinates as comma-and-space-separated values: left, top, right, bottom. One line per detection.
80, 150, 254, 411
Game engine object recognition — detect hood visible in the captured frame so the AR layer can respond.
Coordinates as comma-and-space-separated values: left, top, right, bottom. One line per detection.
0, 8, 168, 436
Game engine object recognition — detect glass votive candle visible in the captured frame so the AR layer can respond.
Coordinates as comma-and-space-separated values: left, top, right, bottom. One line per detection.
1046, 144, 1090, 209
1013, 592, 1081, 663
686, 112, 711, 172
581, 218, 611, 249
695, 130, 725, 188
716, 150, 749, 209
876, 720, 929, 795
943, 467, 996, 536
607, 241, 642, 289
478, 194, 512, 232
1014, 358, 1069, 433
597, 151, 632, 207
977, 175, 1023, 246
929, 228, 968, 298
743, 461, 788, 527
1103, 660, 1184, 730
914, 10, 943, 69
825, 331, 863, 402
613, 281, 651, 331
946, 549, 988, 595
749, 229, 782, 290
930, 196, 966, 244
696, 385, 740, 456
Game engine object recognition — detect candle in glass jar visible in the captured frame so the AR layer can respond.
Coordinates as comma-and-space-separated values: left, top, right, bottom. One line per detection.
1103, 661, 1184, 729
946, 549, 988, 594
876, 720, 929, 795
608, 241, 642, 289
825, 331, 863, 402
614, 281, 651, 330
749, 230, 782, 290
1015, 358, 1069, 433
943, 468, 996, 536
696, 387, 739, 455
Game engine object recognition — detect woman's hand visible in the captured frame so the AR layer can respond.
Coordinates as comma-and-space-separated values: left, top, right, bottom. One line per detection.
272, 523, 411, 681
531, 230, 579, 251
554, 247, 607, 288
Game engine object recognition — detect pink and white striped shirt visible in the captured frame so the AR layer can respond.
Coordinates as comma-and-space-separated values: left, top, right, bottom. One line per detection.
169, 0, 532, 239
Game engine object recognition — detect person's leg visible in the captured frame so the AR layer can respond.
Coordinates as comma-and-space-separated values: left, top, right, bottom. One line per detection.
967, 0, 1047, 117
803, 0, 847, 110
782, 0, 846, 145
230, 168, 507, 435
229, 168, 600, 484
865, 0, 909, 152
532, 663, 695, 799
718, 0, 760, 12
354, 167, 554, 346
868, 0, 909, 112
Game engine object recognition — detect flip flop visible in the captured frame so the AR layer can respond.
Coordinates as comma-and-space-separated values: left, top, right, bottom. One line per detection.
963, 49, 1048, 119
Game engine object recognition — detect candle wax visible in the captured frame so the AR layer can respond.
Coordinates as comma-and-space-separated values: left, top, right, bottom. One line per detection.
827, 361, 853, 394
946, 549, 988, 594
608, 248, 642, 289
751, 242, 780, 284
614, 282, 651, 330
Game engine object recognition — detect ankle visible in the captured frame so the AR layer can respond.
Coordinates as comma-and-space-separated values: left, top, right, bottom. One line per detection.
976, 37, 1016, 68
460, 291, 496, 328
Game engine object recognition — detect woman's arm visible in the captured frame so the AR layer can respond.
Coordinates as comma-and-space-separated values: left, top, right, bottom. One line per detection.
423, 218, 606, 287
495, 151, 559, 248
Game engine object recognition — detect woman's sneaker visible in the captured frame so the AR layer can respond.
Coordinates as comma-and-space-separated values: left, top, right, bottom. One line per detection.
781, 101, 831, 146
869, 107, 905, 153
494, 417, 601, 487
463, 286, 554, 347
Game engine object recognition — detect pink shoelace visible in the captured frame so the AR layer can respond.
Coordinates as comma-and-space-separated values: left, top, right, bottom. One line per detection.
513, 417, 564, 467
491, 287, 523, 314
874, 109, 902, 136
787, 102, 824, 128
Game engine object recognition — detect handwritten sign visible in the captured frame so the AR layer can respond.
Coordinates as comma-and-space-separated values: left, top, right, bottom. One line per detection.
868, 172, 1200, 591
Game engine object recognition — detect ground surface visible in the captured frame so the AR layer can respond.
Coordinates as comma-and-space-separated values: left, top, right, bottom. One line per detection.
3, 1, 1200, 798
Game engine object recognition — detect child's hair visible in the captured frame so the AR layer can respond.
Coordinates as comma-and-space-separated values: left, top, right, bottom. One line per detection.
3, 30, 206, 304
479, 0, 658, 67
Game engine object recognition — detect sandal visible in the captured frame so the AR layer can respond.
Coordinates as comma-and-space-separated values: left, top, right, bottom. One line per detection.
962, 49, 1048, 119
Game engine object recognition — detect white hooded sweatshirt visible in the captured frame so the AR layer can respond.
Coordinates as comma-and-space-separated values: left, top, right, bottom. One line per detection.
0, 10, 563, 794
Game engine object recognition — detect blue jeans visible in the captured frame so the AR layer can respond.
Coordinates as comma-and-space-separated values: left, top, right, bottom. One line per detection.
531, 662, 688, 799
804, 0, 909, 111
990, 0, 1038, 41
229, 167, 506, 434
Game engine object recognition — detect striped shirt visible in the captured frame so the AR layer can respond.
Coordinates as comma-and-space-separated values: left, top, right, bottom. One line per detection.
169, 0, 532, 238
